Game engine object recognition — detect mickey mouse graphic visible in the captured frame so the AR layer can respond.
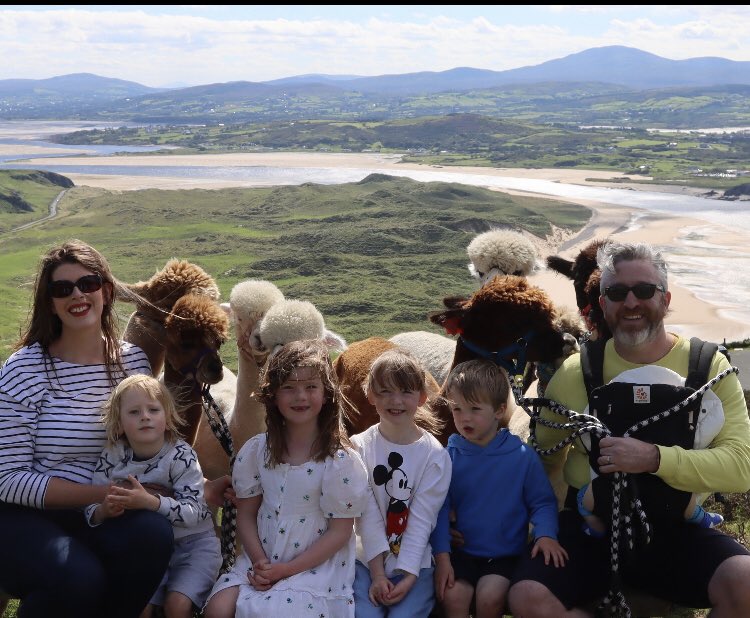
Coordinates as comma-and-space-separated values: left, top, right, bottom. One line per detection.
373, 451, 412, 556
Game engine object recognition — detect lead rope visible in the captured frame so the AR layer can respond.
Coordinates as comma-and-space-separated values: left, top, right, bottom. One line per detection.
201, 384, 237, 573
510, 366, 738, 618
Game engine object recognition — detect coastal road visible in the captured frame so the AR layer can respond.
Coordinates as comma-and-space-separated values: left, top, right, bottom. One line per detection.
728, 348, 750, 390
4, 188, 66, 235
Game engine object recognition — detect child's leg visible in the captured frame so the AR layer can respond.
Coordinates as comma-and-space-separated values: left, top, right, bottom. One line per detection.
203, 586, 239, 618
440, 578, 474, 618
684, 494, 724, 528
577, 484, 607, 537
163, 591, 194, 618
475, 574, 510, 618
138, 604, 154, 618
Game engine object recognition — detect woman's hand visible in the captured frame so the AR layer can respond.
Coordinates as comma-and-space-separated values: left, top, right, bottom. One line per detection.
204, 475, 235, 508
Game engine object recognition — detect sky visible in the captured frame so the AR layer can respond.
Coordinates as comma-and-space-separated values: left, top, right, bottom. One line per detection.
2, 5, 749, 88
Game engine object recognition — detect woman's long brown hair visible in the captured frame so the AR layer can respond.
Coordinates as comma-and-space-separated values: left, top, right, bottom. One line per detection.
16, 239, 126, 386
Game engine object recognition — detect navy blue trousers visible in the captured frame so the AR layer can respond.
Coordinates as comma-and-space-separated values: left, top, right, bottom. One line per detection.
0, 502, 174, 618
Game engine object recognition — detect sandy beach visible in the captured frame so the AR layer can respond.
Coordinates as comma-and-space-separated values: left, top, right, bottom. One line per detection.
16, 150, 750, 344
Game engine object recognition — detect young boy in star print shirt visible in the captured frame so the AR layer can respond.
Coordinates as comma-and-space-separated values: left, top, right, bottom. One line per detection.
85, 374, 221, 618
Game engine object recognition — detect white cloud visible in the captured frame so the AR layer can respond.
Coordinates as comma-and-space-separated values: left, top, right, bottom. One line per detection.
0, 6, 749, 87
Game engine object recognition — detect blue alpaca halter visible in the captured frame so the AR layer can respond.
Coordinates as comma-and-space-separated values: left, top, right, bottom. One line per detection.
458, 331, 535, 378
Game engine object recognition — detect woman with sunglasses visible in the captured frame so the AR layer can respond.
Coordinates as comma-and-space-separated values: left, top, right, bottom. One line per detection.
0, 239, 174, 618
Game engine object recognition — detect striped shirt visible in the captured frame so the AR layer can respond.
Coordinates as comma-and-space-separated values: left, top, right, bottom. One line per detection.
0, 341, 151, 508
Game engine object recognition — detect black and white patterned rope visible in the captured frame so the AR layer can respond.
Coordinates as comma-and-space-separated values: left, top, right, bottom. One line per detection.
201, 384, 238, 573
509, 365, 738, 617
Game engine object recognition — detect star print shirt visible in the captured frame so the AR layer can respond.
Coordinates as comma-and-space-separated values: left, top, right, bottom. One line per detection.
85, 439, 215, 539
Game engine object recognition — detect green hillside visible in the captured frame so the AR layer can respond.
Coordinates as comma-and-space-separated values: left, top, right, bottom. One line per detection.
0, 171, 589, 370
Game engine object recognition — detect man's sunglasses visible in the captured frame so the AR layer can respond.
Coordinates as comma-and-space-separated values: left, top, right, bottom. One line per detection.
48, 274, 103, 298
603, 283, 666, 302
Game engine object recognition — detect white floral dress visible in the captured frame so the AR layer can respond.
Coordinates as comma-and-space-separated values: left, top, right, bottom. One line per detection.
206, 433, 369, 618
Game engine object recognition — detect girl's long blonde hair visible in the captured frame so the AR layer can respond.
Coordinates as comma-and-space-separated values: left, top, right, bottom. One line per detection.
101, 374, 185, 445
258, 339, 349, 467
365, 348, 444, 435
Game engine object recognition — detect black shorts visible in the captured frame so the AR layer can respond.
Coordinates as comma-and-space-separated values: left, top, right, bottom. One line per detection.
451, 549, 519, 587
511, 508, 750, 609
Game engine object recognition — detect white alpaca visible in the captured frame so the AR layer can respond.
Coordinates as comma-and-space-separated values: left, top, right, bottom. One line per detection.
467, 228, 539, 285
253, 298, 348, 362
194, 279, 285, 480
388, 330, 456, 385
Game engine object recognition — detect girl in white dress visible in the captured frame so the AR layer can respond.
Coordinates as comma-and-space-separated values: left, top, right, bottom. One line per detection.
204, 339, 369, 618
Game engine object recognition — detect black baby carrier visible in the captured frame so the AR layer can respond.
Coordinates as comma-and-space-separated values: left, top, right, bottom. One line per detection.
581, 337, 719, 526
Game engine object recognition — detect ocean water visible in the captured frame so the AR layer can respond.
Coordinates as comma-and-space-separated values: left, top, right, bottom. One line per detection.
2, 122, 750, 337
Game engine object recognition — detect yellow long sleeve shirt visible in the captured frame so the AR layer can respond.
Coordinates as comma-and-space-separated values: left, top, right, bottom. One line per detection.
538, 335, 750, 496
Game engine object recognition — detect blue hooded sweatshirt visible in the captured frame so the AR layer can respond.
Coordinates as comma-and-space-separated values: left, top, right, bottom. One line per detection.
431, 429, 559, 558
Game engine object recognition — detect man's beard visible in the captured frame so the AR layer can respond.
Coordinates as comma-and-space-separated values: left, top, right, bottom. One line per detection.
613, 317, 663, 348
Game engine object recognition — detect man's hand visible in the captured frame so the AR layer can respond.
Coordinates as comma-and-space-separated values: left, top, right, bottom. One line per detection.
598, 436, 660, 474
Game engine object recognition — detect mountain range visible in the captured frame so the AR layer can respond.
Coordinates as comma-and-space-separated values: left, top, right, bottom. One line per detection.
2, 45, 750, 126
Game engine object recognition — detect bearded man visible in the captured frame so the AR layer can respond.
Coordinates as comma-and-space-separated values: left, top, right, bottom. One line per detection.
508, 241, 750, 617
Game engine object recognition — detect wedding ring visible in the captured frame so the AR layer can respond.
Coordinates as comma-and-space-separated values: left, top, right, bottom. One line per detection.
607, 455, 612, 465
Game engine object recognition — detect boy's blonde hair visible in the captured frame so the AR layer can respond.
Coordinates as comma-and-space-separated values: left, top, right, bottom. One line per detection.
101, 374, 185, 445
365, 348, 444, 435
442, 359, 510, 410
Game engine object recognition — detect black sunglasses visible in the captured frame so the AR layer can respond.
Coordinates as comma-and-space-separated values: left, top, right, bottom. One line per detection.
48, 274, 103, 298
604, 283, 666, 302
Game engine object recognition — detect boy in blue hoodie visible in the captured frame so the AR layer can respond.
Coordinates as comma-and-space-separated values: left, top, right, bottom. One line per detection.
431, 359, 567, 618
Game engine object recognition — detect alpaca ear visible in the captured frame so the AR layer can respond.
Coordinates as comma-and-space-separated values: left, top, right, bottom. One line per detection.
322, 330, 347, 352
546, 255, 575, 279
220, 302, 233, 318
429, 309, 464, 336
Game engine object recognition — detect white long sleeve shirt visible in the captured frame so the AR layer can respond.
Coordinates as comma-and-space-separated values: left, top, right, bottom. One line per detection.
351, 424, 451, 577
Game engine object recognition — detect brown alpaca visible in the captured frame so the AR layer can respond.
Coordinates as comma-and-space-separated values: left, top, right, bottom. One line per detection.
333, 337, 445, 440
119, 259, 221, 377
119, 259, 229, 447
161, 293, 230, 445
546, 238, 611, 340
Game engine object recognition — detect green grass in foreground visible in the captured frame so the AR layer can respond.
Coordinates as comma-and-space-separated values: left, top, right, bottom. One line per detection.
0, 172, 589, 370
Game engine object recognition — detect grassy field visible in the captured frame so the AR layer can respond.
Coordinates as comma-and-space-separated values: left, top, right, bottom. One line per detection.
0, 170, 588, 372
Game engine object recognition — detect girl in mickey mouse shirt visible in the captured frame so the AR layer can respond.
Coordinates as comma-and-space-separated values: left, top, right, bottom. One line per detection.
351, 349, 451, 618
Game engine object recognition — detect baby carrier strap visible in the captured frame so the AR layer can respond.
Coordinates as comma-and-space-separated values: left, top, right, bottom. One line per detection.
581, 336, 718, 398
686, 337, 719, 391
581, 337, 606, 399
